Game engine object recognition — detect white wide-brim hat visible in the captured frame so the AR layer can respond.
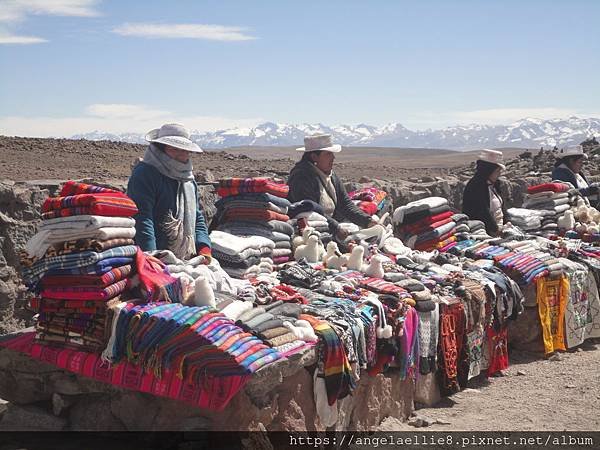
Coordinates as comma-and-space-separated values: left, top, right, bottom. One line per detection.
477, 148, 505, 170
145, 123, 203, 153
296, 134, 342, 153
558, 145, 588, 160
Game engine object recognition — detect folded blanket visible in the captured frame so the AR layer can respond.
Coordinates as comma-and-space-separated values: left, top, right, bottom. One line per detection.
41, 265, 132, 288
527, 182, 570, 194
523, 197, 570, 209
411, 221, 456, 244
41, 279, 129, 301
216, 223, 289, 242
42, 192, 138, 218
39, 215, 135, 232
222, 208, 289, 223
216, 192, 291, 209
287, 200, 325, 218
402, 217, 454, 236
23, 245, 138, 285
217, 200, 288, 215
217, 178, 289, 198
46, 257, 134, 277
289, 211, 329, 223
210, 230, 275, 255
59, 180, 119, 196
393, 197, 448, 224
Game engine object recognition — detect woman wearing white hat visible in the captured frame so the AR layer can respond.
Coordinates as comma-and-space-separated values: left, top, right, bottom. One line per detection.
288, 134, 378, 239
462, 149, 506, 236
551, 146, 598, 199
127, 123, 212, 260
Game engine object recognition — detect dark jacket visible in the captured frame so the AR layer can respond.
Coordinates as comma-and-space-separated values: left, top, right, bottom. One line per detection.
551, 166, 594, 196
462, 174, 505, 235
127, 162, 211, 253
287, 160, 371, 233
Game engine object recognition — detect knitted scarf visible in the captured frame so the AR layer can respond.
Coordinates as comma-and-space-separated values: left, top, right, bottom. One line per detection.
143, 144, 197, 259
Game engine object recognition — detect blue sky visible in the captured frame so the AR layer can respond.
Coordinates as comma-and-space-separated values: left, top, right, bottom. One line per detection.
1, 0, 599, 136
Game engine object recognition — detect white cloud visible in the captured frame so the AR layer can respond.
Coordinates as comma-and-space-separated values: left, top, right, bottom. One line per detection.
0, 103, 263, 137
112, 22, 256, 41
0, 30, 46, 43
0, 0, 101, 44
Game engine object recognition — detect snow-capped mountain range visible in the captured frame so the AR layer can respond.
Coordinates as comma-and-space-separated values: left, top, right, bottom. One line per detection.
72, 116, 600, 150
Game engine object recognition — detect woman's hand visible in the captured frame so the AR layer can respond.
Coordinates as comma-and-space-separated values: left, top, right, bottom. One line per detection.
336, 228, 349, 240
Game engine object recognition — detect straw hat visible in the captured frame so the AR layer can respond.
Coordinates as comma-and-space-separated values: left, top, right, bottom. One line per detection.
557, 145, 588, 160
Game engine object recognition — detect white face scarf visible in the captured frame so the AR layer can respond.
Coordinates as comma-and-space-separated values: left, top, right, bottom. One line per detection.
143, 144, 197, 259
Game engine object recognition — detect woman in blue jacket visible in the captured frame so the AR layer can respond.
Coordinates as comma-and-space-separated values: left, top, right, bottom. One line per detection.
551, 146, 598, 199
127, 123, 211, 261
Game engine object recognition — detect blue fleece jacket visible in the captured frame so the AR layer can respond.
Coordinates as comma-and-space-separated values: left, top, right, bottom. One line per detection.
126, 162, 211, 253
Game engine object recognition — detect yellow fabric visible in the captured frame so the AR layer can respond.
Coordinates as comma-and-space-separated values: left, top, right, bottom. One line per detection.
536, 276, 568, 354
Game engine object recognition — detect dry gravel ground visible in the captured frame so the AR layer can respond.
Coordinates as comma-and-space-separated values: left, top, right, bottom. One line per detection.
380, 342, 600, 431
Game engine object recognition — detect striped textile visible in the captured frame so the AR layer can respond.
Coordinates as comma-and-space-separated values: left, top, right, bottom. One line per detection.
41, 279, 128, 301
23, 245, 138, 285
222, 208, 289, 223
42, 193, 138, 219
0, 332, 251, 411
59, 180, 118, 196
217, 177, 289, 198
41, 265, 132, 288
300, 314, 354, 406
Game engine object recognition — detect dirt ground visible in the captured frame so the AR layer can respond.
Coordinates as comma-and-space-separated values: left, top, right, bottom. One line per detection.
379, 342, 600, 431
0, 136, 525, 183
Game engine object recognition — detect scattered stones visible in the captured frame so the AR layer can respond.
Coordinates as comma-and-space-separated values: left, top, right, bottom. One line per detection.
517, 370, 527, 376
0, 404, 67, 431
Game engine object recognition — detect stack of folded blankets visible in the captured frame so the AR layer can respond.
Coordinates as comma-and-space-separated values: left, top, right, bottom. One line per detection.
287, 200, 334, 245
518, 182, 575, 236
210, 230, 276, 279
215, 177, 294, 266
348, 187, 389, 217
506, 208, 546, 233
393, 197, 456, 252
21, 181, 139, 352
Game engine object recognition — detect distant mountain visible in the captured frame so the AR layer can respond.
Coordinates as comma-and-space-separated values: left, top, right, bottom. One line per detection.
72, 116, 600, 150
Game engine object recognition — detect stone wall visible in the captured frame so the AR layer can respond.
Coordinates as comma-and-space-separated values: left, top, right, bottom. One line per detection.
0, 330, 414, 431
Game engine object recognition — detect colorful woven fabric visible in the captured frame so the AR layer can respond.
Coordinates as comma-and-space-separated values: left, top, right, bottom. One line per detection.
42, 193, 138, 218
41, 265, 132, 288
59, 180, 118, 196
0, 332, 251, 411
133, 248, 182, 303
300, 314, 354, 405
41, 279, 128, 301
217, 177, 289, 198
222, 208, 289, 223
536, 276, 568, 354
22, 245, 138, 286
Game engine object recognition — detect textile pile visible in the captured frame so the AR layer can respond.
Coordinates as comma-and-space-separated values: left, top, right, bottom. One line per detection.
215, 177, 293, 268
22, 181, 139, 352
393, 197, 457, 252
348, 187, 390, 217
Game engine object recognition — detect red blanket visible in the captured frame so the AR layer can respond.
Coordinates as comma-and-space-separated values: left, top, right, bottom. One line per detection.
527, 182, 570, 194
413, 230, 456, 251
217, 177, 289, 198
402, 217, 454, 236
400, 210, 453, 232
0, 332, 250, 411
42, 192, 138, 218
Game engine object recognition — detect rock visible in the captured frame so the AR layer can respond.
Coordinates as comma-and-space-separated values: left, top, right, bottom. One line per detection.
110, 392, 161, 431
0, 398, 8, 417
565, 384, 576, 389
415, 372, 440, 406
0, 404, 67, 430
69, 395, 126, 431
517, 370, 527, 376
359, 176, 371, 183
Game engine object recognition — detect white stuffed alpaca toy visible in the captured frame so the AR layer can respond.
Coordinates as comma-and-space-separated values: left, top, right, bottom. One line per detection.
292, 226, 316, 250
324, 241, 350, 270
347, 245, 365, 271
192, 276, 216, 308
363, 254, 385, 278
557, 210, 575, 230
294, 234, 321, 263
